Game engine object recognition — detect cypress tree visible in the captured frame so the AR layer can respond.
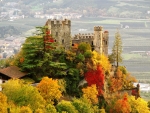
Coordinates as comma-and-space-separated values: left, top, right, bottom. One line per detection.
111, 31, 123, 67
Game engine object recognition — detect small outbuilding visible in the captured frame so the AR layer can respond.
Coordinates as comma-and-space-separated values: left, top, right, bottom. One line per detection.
0, 66, 27, 83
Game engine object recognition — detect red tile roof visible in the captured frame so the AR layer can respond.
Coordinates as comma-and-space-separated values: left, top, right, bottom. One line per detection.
0, 66, 27, 78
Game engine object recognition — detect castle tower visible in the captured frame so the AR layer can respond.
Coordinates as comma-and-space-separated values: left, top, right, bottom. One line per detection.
93, 26, 103, 54
93, 26, 109, 56
45, 19, 71, 49
103, 31, 109, 56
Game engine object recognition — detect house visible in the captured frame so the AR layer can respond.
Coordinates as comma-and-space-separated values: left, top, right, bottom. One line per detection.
0, 66, 27, 83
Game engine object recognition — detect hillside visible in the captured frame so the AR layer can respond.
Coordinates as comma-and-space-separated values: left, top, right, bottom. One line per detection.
1, 0, 150, 18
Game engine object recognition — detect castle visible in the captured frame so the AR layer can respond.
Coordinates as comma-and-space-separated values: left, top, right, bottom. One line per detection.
45, 19, 109, 56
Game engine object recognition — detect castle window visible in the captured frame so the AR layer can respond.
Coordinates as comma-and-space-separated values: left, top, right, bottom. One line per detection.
91, 41, 94, 51
64, 33, 65, 36
56, 32, 58, 37
106, 41, 107, 45
62, 39, 64, 44
91, 41, 94, 45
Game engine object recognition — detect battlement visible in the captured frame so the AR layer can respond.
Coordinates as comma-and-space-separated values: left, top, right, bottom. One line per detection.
73, 33, 94, 40
94, 26, 103, 31
45, 19, 71, 26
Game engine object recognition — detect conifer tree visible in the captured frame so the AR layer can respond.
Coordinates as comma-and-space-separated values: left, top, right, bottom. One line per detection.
111, 31, 122, 67
19, 26, 67, 80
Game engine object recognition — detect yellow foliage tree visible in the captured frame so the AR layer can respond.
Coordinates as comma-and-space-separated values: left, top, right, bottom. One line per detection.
19, 106, 32, 113
0, 92, 8, 113
128, 96, 150, 113
37, 77, 62, 104
92, 51, 111, 71
82, 84, 98, 104
2, 79, 45, 111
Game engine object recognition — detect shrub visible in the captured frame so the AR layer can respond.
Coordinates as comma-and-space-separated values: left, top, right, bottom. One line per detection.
46, 104, 57, 113
72, 98, 95, 113
56, 100, 78, 113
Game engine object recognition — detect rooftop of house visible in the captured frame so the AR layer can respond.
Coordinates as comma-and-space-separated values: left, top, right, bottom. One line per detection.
0, 66, 27, 79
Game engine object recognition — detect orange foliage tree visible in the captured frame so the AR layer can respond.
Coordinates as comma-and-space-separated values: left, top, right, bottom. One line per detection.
108, 66, 136, 93
108, 68, 123, 92
112, 93, 131, 113
37, 77, 62, 104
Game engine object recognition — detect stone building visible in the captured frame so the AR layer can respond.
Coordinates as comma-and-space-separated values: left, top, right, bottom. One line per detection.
45, 19, 71, 50
45, 19, 109, 55
72, 26, 109, 56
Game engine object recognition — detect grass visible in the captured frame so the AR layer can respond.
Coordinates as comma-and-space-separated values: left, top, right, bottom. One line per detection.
122, 53, 142, 60
141, 92, 150, 101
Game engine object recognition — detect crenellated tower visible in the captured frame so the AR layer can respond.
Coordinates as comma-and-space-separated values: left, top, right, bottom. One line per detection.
45, 19, 109, 56
93, 26, 109, 55
45, 19, 71, 49
103, 31, 109, 55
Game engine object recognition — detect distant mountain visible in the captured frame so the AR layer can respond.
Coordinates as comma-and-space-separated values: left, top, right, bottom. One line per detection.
2, 0, 150, 10
1, 0, 150, 18
0, 26, 20, 38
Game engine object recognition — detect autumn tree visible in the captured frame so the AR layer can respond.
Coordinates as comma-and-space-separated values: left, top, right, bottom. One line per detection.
128, 95, 150, 113
82, 84, 99, 104
72, 98, 97, 113
92, 51, 111, 72
113, 93, 131, 113
108, 66, 136, 93
37, 77, 62, 104
108, 68, 123, 92
56, 100, 78, 113
2, 79, 45, 111
59, 42, 92, 97
111, 31, 122, 67
19, 106, 32, 113
78, 42, 91, 53
0, 92, 8, 113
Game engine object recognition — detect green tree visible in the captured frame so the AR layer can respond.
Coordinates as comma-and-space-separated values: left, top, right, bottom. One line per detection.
56, 100, 78, 113
16, 26, 67, 80
78, 42, 91, 53
2, 79, 45, 111
111, 31, 122, 67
